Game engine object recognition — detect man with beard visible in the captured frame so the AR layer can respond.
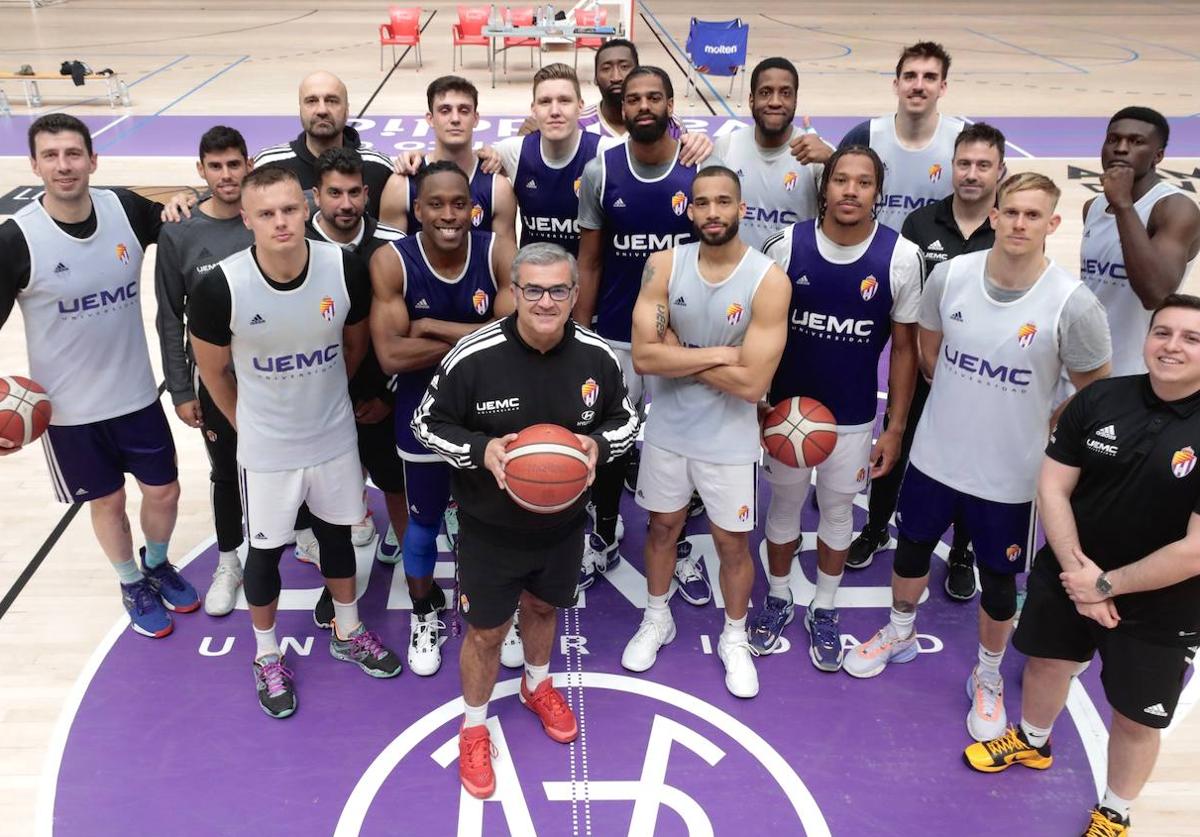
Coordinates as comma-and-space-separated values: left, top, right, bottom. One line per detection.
370, 161, 515, 676
713, 57, 829, 250
155, 125, 254, 616
749, 146, 922, 673
574, 66, 719, 594
624, 166, 790, 697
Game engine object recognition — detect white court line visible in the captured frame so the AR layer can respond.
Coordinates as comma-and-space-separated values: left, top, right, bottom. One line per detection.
90, 114, 131, 137
960, 115, 1036, 159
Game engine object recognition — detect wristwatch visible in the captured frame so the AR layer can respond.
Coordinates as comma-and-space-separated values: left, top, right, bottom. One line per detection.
1095, 572, 1113, 597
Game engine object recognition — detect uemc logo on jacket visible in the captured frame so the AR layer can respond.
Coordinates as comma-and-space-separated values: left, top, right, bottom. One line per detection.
57, 280, 138, 317
252, 344, 340, 375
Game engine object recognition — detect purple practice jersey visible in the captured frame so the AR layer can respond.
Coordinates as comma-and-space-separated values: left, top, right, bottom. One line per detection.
514, 131, 602, 254
407, 163, 495, 235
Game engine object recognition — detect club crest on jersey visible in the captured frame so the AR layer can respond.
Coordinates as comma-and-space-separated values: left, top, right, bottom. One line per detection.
725, 302, 744, 325
470, 204, 484, 227
1005, 544, 1022, 563
860, 275, 879, 301
928, 164, 943, 182
736, 504, 750, 522
1017, 322, 1038, 349
581, 378, 599, 407
115, 243, 130, 264
319, 296, 335, 321
573, 177, 582, 198
783, 171, 798, 192
671, 191, 688, 216
459, 593, 470, 613
471, 289, 489, 316
1172, 446, 1196, 478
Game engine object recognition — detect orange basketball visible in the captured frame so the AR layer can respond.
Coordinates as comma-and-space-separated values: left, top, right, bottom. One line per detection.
0, 375, 52, 448
761, 396, 838, 468
504, 424, 590, 513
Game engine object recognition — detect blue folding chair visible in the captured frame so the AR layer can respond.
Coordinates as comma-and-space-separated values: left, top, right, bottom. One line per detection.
684, 17, 749, 100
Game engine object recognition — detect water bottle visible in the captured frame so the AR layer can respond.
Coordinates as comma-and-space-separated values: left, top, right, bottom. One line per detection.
545, 4, 554, 26
487, 2, 499, 28
503, 5, 512, 26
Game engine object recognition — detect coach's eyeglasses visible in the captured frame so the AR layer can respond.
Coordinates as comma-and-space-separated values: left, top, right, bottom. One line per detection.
514, 283, 575, 302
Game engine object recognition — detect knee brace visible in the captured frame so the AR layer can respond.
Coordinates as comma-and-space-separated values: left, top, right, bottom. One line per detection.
312, 517, 356, 579
814, 483, 856, 552
244, 545, 285, 606
401, 519, 440, 579
978, 567, 1017, 622
765, 478, 808, 545
893, 535, 935, 579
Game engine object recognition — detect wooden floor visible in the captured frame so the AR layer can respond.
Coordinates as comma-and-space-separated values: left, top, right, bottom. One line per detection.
0, 1, 1198, 834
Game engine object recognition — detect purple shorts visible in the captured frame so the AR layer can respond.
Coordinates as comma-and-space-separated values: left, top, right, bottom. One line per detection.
895, 466, 1035, 574
41, 401, 178, 503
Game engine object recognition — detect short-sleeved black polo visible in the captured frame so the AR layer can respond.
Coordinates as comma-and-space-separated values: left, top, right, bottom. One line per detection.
1038, 375, 1200, 643
900, 194, 995, 281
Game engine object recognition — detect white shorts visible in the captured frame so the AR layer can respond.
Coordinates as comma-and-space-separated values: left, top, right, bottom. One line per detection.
240, 448, 367, 549
761, 427, 874, 494
611, 344, 645, 407
635, 442, 756, 532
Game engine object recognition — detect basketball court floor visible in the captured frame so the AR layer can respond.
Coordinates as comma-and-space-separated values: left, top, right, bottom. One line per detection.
0, 1, 1198, 834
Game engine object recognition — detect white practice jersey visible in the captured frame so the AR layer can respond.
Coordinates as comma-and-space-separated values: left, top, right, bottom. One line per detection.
869, 114, 962, 232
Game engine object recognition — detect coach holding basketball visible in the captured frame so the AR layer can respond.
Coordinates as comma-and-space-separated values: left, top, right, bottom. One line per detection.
412, 241, 639, 800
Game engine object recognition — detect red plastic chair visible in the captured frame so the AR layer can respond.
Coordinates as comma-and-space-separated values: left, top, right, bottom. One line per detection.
503, 7, 540, 74
452, 5, 492, 70
573, 7, 608, 69
380, 6, 423, 71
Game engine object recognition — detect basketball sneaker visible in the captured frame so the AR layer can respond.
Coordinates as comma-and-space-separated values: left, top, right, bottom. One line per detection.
945, 548, 978, 601
501, 611, 524, 669
843, 623, 918, 678
444, 501, 460, 553
804, 605, 844, 671
579, 532, 618, 590
717, 634, 759, 698
962, 726, 1053, 773
673, 541, 711, 606
458, 724, 496, 799
376, 523, 401, 564
408, 611, 446, 676
687, 492, 705, 518
748, 594, 795, 655
621, 614, 676, 672
330, 622, 403, 678
966, 666, 1007, 742
204, 561, 242, 617
120, 577, 173, 638
293, 528, 320, 567
313, 587, 334, 630
846, 524, 889, 570
520, 677, 578, 743
140, 548, 200, 612
586, 503, 624, 543
253, 653, 296, 719
623, 456, 640, 493
1082, 806, 1130, 836
351, 509, 376, 547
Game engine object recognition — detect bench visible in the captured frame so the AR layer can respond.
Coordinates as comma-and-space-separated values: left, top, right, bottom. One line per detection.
0, 72, 131, 115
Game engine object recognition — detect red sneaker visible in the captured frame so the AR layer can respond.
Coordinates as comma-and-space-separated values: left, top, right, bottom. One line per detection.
519, 677, 578, 743
458, 724, 496, 799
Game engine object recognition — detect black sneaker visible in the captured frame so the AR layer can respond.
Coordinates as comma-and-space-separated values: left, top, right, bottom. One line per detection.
945, 549, 978, 601
687, 492, 705, 518
426, 580, 447, 612
846, 524, 888, 570
253, 654, 297, 719
314, 586, 334, 630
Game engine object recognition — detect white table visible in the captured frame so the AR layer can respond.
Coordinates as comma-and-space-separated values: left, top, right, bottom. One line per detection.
481, 24, 617, 87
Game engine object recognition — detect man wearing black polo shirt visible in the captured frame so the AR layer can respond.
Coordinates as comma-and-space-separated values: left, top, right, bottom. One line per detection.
849, 122, 1006, 603
965, 293, 1200, 837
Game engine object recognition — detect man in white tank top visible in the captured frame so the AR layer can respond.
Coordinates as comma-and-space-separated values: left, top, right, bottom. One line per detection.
622, 167, 791, 698
190, 167, 403, 720
1081, 107, 1200, 376
844, 174, 1113, 747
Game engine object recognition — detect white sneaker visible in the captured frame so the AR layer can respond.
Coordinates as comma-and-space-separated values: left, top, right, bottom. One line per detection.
621, 614, 676, 672
966, 666, 1007, 742
408, 611, 445, 676
376, 523, 402, 564
501, 611, 524, 669
843, 622, 919, 679
204, 562, 242, 616
294, 528, 320, 566
586, 503, 624, 542
351, 511, 376, 547
717, 634, 759, 698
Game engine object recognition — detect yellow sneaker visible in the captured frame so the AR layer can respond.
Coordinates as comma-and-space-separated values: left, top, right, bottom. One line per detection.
1082, 806, 1129, 837
963, 726, 1053, 773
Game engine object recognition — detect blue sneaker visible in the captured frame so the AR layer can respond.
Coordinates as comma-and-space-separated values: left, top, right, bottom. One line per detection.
748, 595, 795, 655
805, 606, 844, 672
121, 577, 173, 638
140, 547, 200, 612
377, 523, 401, 564
673, 541, 711, 606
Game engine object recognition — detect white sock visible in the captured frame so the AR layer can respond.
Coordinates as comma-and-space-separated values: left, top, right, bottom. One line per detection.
768, 572, 792, 602
333, 598, 361, 638
1019, 718, 1052, 748
722, 613, 747, 643
812, 568, 842, 611
646, 592, 671, 621
253, 624, 280, 659
1100, 787, 1133, 820
463, 700, 488, 728
524, 661, 550, 690
218, 550, 241, 570
977, 644, 1005, 681
889, 606, 916, 639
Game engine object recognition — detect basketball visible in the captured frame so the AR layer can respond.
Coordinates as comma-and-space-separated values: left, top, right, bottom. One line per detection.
0, 375, 52, 448
504, 424, 591, 513
762, 396, 838, 468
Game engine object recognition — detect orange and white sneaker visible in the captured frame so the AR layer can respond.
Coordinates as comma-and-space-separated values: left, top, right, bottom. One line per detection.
843, 623, 918, 679
966, 666, 1007, 742
458, 724, 497, 799
519, 677, 578, 743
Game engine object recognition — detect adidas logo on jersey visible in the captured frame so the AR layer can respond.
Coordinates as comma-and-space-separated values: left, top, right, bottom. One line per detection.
415, 298, 430, 310
525, 179, 538, 189
950, 311, 965, 322
613, 198, 626, 208
1095, 424, 1117, 441
1144, 703, 1168, 718
928, 240, 944, 252
74, 487, 88, 496
250, 314, 266, 325
54, 262, 70, 274
795, 274, 810, 286
672, 296, 687, 306
253, 532, 267, 540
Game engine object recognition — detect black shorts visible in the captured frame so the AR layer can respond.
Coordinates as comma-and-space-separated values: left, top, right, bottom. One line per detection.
356, 414, 406, 494
1014, 565, 1198, 729
456, 516, 585, 630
